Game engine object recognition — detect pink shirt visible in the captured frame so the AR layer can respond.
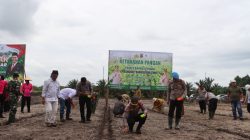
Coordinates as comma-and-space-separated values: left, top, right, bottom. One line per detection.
0, 80, 8, 94
21, 83, 33, 97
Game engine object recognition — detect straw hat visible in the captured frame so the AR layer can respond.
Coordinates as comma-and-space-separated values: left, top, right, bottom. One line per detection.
24, 76, 32, 81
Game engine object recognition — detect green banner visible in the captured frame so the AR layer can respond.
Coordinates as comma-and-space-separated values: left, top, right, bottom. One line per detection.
108, 50, 172, 90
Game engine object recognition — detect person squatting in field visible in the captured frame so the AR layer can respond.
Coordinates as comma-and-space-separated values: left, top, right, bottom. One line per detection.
196, 84, 207, 114
0, 75, 8, 118
41, 70, 60, 127
76, 77, 92, 123
166, 72, 187, 130
20, 76, 33, 113
113, 95, 125, 117
227, 80, 243, 120
123, 96, 147, 134
205, 91, 218, 120
58, 88, 76, 122
7, 72, 21, 124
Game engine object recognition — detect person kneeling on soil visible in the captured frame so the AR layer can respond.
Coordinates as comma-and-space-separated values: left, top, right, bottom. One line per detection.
113, 95, 125, 117
166, 72, 186, 130
58, 88, 76, 122
123, 97, 147, 134
205, 91, 218, 120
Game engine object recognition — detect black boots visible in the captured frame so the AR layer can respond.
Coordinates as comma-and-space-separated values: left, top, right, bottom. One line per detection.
175, 118, 181, 130
209, 111, 215, 120
166, 117, 173, 130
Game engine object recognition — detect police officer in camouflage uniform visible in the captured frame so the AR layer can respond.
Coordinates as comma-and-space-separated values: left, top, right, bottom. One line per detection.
7, 72, 21, 124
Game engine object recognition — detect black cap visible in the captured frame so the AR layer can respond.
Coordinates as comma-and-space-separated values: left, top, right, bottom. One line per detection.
13, 72, 19, 78
131, 96, 139, 104
12, 52, 18, 56
51, 70, 59, 75
81, 77, 86, 82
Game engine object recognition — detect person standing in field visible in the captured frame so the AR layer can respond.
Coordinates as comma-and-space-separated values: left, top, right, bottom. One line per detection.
205, 91, 218, 120
20, 77, 33, 113
58, 88, 76, 122
196, 84, 207, 114
41, 70, 60, 127
7, 72, 21, 124
166, 72, 187, 130
76, 77, 92, 123
0, 75, 8, 118
244, 85, 250, 114
227, 80, 243, 120
134, 86, 142, 99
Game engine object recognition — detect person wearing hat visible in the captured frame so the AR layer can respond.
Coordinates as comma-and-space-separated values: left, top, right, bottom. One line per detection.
5, 52, 24, 79
196, 84, 207, 114
123, 96, 147, 134
166, 72, 187, 130
41, 70, 60, 127
227, 80, 243, 120
76, 77, 92, 123
7, 72, 21, 124
20, 76, 33, 113
0, 75, 8, 118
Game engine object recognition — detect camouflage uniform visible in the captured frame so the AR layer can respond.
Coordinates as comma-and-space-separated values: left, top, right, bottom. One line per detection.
8, 80, 21, 123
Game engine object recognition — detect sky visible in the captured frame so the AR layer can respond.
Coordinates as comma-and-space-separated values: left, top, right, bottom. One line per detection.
0, 0, 249, 86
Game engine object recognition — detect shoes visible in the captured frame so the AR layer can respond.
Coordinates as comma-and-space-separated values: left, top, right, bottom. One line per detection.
240, 118, 244, 121
79, 120, 85, 123
66, 117, 73, 120
60, 119, 65, 122
51, 123, 57, 127
86, 119, 91, 122
135, 130, 141, 134
21, 111, 24, 113
0, 115, 5, 118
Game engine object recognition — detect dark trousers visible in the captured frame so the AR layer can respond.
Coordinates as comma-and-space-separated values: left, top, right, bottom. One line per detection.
0, 94, 4, 116
127, 113, 147, 131
4, 100, 10, 112
168, 100, 183, 119
247, 103, 250, 113
21, 96, 31, 112
60, 98, 71, 119
79, 96, 91, 121
199, 100, 206, 113
208, 98, 218, 113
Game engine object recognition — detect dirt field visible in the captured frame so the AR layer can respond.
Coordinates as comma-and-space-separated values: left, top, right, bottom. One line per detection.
0, 98, 250, 140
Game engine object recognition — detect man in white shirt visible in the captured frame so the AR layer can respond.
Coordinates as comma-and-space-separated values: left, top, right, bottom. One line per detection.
59, 88, 76, 122
41, 70, 60, 127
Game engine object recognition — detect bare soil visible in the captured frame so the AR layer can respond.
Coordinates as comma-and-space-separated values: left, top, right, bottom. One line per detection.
0, 98, 250, 140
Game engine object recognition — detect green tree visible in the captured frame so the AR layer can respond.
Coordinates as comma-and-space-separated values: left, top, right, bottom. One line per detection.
185, 82, 195, 97
196, 77, 214, 92
66, 79, 79, 89
97, 79, 107, 97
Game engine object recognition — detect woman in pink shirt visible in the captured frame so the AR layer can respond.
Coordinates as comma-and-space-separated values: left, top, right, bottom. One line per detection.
20, 77, 33, 113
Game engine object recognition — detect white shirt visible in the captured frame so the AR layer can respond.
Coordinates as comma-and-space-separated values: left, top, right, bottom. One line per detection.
59, 88, 76, 100
245, 85, 250, 103
42, 78, 60, 101
205, 92, 218, 100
